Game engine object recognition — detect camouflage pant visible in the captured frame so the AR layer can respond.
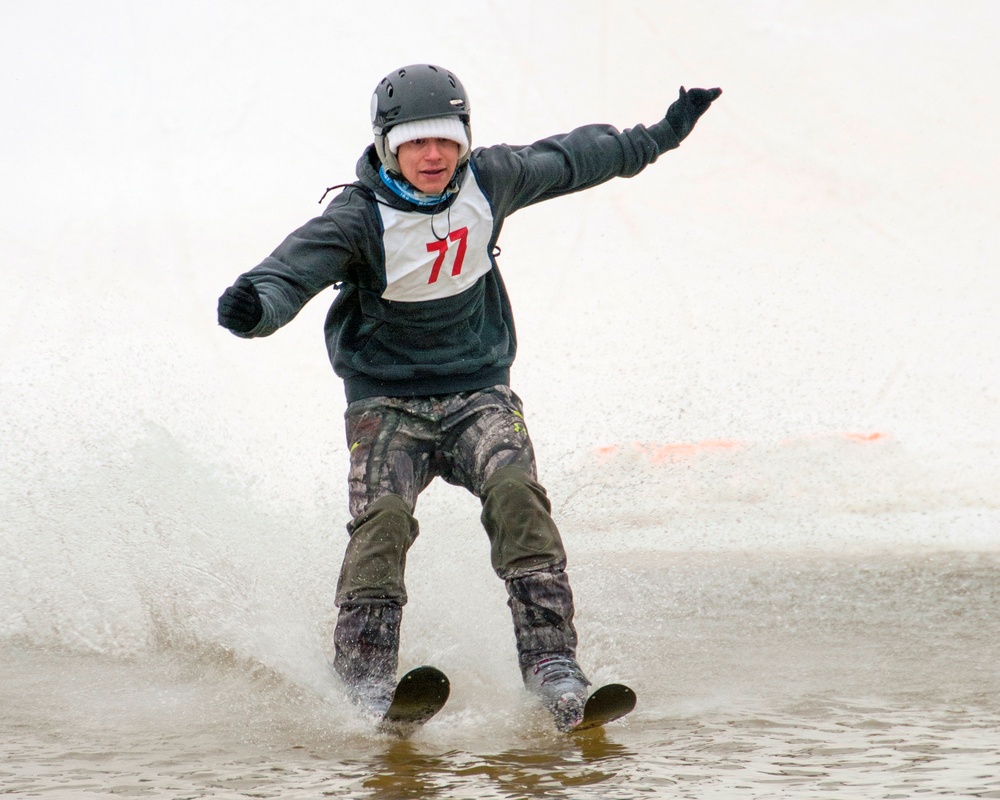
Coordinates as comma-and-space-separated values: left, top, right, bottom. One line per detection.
344, 385, 536, 517
333, 385, 579, 681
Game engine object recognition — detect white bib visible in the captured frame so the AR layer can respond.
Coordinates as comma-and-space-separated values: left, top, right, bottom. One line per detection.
378, 171, 495, 303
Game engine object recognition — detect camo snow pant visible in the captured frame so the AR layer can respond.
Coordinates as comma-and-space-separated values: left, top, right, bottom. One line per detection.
332, 385, 580, 690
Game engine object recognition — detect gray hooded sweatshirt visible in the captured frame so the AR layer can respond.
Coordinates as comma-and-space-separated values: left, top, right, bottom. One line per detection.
234, 119, 681, 402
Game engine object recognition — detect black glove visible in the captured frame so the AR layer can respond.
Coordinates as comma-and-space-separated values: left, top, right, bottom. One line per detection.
218, 276, 263, 333
665, 86, 722, 142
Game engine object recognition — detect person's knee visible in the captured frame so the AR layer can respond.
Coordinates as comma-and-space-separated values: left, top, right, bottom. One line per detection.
336, 494, 419, 605
480, 465, 566, 579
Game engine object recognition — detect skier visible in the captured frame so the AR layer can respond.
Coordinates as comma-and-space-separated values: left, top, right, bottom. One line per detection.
217, 64, 721, 731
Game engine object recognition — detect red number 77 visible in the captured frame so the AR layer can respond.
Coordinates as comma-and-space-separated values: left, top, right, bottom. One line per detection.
426, 226, 469, 284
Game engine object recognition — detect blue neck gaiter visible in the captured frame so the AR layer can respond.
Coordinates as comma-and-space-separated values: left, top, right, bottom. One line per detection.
379, 166, 454, 207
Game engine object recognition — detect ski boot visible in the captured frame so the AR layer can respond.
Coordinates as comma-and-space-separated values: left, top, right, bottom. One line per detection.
524, 655, 590, 732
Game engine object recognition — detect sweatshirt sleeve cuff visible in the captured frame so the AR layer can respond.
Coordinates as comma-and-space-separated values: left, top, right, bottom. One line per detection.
645, 119, 682, 154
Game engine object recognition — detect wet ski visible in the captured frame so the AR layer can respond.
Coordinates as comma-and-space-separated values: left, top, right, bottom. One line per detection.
571, 683, 637, 732
376, 666, 450, 738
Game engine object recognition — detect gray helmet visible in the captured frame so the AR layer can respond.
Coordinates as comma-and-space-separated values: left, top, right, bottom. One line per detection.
371, 64, 472, 176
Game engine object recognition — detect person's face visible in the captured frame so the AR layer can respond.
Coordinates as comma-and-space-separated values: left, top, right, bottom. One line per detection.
396, 137, 460, 194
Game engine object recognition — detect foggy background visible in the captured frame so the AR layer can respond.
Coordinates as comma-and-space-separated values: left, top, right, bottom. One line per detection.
2, 0, 998, 667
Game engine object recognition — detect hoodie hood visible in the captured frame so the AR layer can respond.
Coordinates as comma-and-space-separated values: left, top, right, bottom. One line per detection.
356, 145, 467, 212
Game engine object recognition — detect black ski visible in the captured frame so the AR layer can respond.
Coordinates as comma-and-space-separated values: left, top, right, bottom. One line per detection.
376, 666, 450, 738
572, 683, 636, 731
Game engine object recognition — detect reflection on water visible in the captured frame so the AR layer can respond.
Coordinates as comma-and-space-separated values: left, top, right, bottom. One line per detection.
4, 701, 999, 798
2, 551, 999, 798
339, 703, 1000, 800
353, 734, 635, 800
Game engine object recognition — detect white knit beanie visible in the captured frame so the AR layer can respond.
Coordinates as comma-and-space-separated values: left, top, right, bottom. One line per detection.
386, 116, 470, 157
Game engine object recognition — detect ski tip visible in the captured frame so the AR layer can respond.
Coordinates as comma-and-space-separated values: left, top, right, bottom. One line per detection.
572, 683, 637, 732
596, 682, 636, 706
400, 665, 450, 686
397, 665, 451, 703
377, 666, 451, 738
